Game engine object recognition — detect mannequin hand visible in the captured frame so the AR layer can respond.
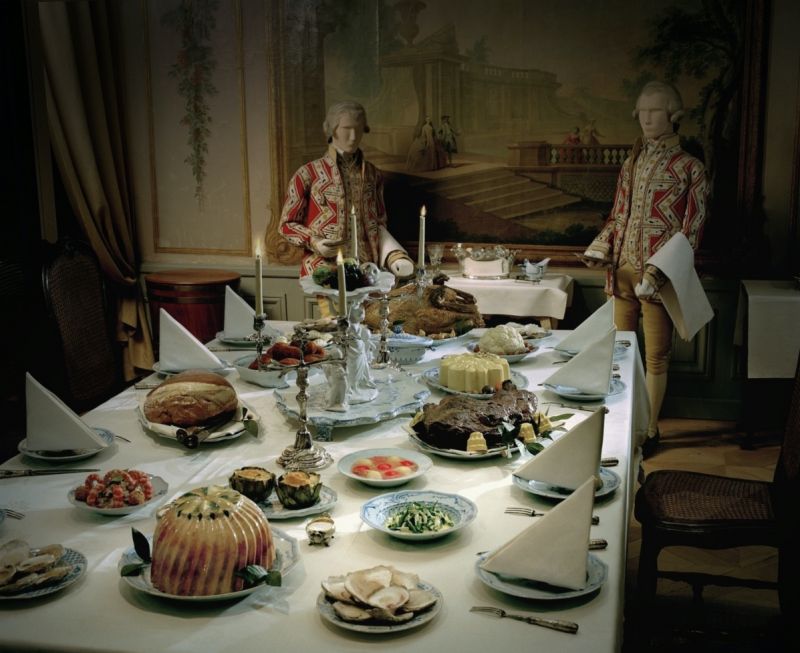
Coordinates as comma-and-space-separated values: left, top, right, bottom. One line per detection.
582, 249, 610, 269
635, 278, 656, 299
387, 253, 414, 278
311, 236, 346, 259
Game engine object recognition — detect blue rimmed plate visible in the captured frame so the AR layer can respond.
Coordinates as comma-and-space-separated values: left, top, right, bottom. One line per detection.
475, 552, 607, 600
542, 377, 626, 402
0, 548, 87, 600
360, 490, 477, 541
466, 342, 537, 363
512, 467, 621, 501
421, 368, 529, 399
338, 448, 433, 487
17, 428, 115, 462
258, 485, 337, 520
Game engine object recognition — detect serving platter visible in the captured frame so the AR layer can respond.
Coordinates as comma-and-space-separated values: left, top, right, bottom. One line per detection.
258, 485, 337, 520
152, 362, 234, 377
316, 581, 443, 633
475, 552, 607, 600
421, 368, 529, 398
68, 474, 169, 516
428, 330, 474, 349
136, 400, 258, 445
406, 428, 518, 460
118, 528, 298, 602
466, 342, 537, 363
18, 428, 115, 462
0, 548, 87, 600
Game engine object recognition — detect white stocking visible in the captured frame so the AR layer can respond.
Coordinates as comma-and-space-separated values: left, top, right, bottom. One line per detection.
645, 372, 668, 437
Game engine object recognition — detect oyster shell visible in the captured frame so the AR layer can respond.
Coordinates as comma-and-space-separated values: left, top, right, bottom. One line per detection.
402, 588, 438, 612
332, 601, 372, 622
343, 566, 393, 604
35, 565, 73, 586
368, 607, 414, 623
321, 575, 351, 602
16, 554, 56, 574
365, 585, 409, 611
31, 543, 64, 559
0, 539, 30, 568
390, 568, 419, 590
0, 565, 15, 587
0, 572, 40, 594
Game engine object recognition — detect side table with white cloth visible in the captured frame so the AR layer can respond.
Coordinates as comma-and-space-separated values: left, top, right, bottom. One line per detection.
445, 272, 574, 329
1, 326, 646, 653
734, 280, 800, 447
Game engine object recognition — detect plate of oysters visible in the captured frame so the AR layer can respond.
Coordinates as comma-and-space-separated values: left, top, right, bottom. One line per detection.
0, 539, 86, 599
317, 565, 442, 633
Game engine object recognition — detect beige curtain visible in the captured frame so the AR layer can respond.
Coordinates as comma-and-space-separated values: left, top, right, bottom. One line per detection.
39, 0, 153, 380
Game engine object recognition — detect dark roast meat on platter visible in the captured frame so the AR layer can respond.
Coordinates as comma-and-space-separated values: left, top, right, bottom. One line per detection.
413, 386, 538, 451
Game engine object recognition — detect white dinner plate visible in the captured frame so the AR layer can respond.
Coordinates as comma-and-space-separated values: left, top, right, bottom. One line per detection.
421, 368, 529, 398
428, 330, 475, 348
152, 362, 234, 377
216, 325, 281, 346
512, 467, 621, 501
475, 552, 607, 600
0, 548, 87, 600
542, 377, 625, 402
118, 527, 298, 602
555, 342, 629, 361
17, 428, 115, 462
316, 580, 443, 633
68, 474, 169, 516
258, 485, 337, 520
338, 448, 432, 487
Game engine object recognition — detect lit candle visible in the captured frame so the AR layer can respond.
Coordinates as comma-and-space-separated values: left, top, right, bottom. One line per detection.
350, 205, 358, 261
254, 245, 264, 315
336, 249, 346, 317
418, 205, 426, 269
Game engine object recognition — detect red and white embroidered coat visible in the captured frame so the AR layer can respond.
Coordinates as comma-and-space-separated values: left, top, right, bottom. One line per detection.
278, 146, 386, 277
589, 134, 708, 295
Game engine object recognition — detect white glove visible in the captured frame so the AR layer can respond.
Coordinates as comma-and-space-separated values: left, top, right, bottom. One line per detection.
582, 249, 610, 269
635, 279, 656, 299
310, 236, 346, 259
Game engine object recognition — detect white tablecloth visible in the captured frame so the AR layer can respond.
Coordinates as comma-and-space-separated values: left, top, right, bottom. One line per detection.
445, 273, 574, 320
735, 280, 800, 378
0, 327, 645, 653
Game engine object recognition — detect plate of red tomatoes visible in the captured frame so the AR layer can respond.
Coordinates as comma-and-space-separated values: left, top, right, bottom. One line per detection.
337, 448, 433, 487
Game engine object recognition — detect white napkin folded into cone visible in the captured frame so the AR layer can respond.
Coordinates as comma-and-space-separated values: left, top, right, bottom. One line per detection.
514, 407, 605, 490
223, 286, 256, 338
480, 477, 595, 590
647, 232, 713, 341
545, 326, 616, 396
555, 300, 614, 354
158, 309, 225, 372
25, 373, 109, 452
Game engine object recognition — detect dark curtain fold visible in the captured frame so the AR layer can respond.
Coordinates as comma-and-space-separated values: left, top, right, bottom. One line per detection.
39, 0, 153, 379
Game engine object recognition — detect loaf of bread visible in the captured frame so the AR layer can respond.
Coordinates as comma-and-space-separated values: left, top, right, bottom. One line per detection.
143, 370, 238, 427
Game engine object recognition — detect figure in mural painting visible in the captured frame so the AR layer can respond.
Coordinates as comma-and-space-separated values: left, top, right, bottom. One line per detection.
562, 126, 581, 145
438, 115, 458, 166
406, 116, 445, 172
581, 119, 602, 145
278, 101, 414, 281
581, 81, 708, 457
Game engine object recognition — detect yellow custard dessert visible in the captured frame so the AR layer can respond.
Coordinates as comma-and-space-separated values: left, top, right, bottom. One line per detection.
439, 352, 510, 393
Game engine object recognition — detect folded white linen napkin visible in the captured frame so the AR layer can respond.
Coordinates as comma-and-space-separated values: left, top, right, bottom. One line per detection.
545, 326, 615, 395
223, 286, 255, 338
514, 407, 605, 490
480, 477, 595, 590
555, 300, 614, 353
158, 309, 225, 372
647, 232, 713, 341
25, 373, 109, 451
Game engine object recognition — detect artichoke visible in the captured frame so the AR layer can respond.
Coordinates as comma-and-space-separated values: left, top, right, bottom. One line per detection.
229, 467, 275, 503
275, 471, 322, 509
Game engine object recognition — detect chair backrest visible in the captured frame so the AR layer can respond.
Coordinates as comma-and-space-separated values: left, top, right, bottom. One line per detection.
771, 354, 800, 527
42, 239, 121, 412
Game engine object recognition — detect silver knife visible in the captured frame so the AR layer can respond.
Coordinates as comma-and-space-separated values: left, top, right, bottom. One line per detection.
0, 468, 99, 478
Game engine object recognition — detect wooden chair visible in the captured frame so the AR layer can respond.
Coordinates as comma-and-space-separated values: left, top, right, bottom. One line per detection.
634, 354, 800, 619
42, 239, 123, 413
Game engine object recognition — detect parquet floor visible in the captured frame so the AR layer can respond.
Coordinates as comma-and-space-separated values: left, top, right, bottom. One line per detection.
622, 418, 788, 651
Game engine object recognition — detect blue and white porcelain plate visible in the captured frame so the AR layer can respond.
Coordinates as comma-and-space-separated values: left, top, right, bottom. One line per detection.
421, 368, 529, 399
466, 342, 537, 363
258, 485, 337, 520
18, 428, 115, 462
475, 552, 607, 600
0, 548, 87, 600
360, 490, 478, 541
542, 377, 626, 402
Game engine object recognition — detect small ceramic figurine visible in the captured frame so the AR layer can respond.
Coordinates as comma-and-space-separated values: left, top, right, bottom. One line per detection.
344, 303, 378, 403
322, 343, 349, 412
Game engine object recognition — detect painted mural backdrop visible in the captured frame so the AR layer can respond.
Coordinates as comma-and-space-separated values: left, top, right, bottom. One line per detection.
269, 0, 749, 257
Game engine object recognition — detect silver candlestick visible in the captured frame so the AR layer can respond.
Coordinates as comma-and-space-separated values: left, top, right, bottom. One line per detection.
373, 291, 391, 367
276, 326, 333, 470
253, 313, 269, 371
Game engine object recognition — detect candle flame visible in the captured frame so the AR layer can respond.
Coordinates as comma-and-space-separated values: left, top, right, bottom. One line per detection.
255, 242, 262, 258
336, 249, 344, 264
350, 205, 356, 215
420, 205, 427, 217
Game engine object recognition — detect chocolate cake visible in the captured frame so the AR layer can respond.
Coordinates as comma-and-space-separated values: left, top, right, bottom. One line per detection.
412, 387, 538, 450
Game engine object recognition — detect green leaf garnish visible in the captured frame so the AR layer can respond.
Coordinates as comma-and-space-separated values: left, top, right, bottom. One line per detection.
547, 413, 574, 422
131, 527, 151, 563
120, 562, 148, 577
243, 419, 259, 437
236, 564, 282, 588
525, 441, 545, 454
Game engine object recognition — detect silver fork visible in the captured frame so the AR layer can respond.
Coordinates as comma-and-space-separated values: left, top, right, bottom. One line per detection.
470, 606, 578, 634
505, 506, 600, 525
2, 508, 24, 519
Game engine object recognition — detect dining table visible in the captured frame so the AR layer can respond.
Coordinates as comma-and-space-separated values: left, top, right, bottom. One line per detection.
0, 324, 647, 653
